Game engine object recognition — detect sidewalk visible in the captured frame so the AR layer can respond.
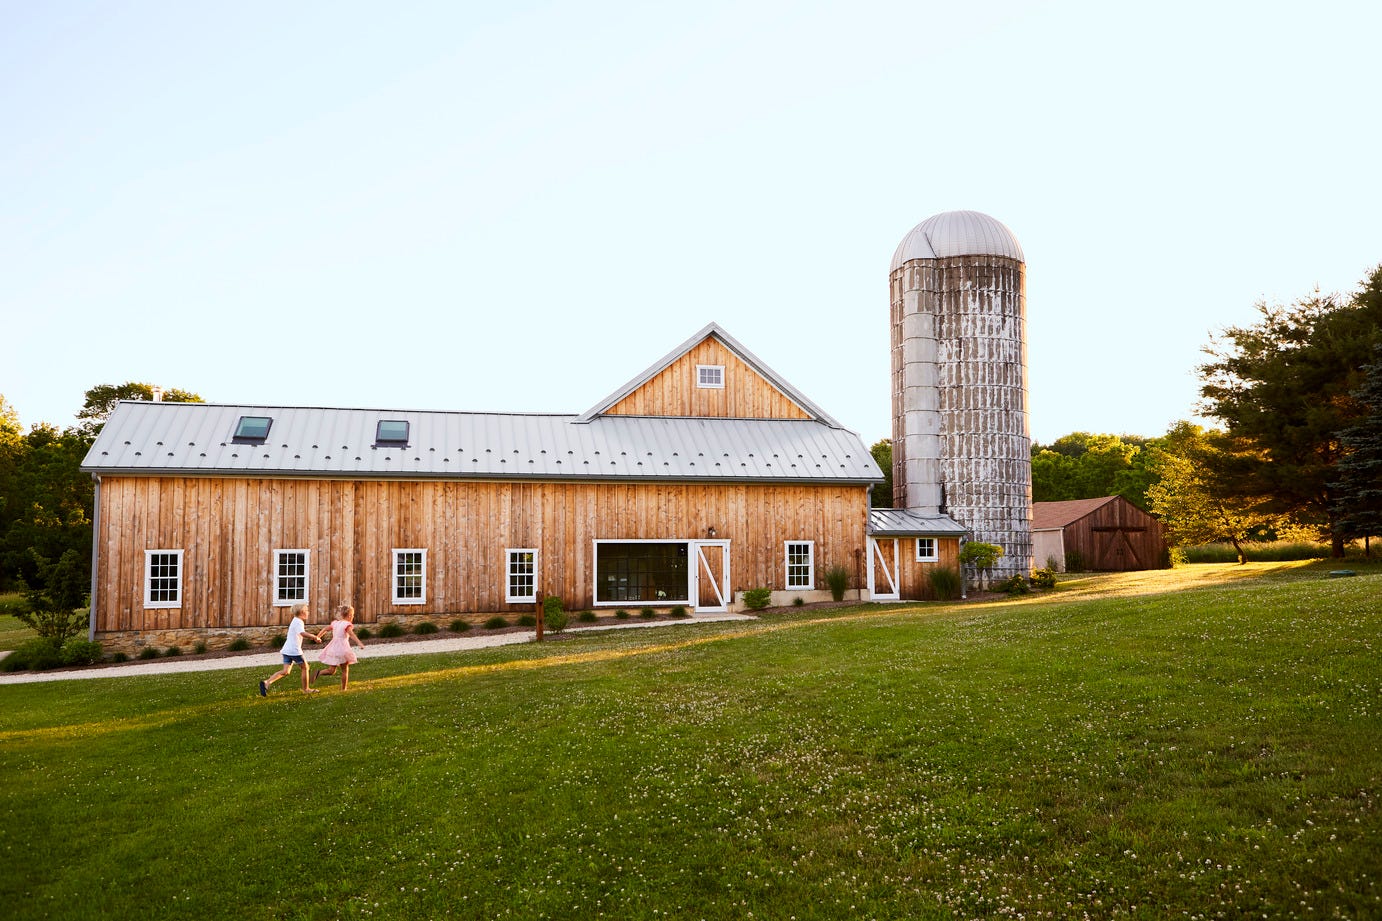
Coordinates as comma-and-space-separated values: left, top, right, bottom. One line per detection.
0, 613, 755, 685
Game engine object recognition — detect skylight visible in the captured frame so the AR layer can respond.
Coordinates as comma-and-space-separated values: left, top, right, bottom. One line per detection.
232, 416, 272, 443
376, 420, 409, 446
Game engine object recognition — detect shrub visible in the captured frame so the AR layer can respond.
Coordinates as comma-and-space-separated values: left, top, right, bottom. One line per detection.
517, 613, 538, 627
449, 619, 471, 632
378, 623, 405, 638
1064, 549, 1087, 572
639, 607, 656, 619
270, 633, 286, 649
615, 609, 629, 620
669, 605, 688, 618
61, 639, 103, 666
355, 627, 372, 640
484, 616, 509, 630
164, 646, 182, 657
110, 651, 129, 663
997, 574, 1032, 595
193, 641, 207, 655
1029, 567, 1057, 590
577, 610, 597, 622
542, 596, 569, 633
1045, 555, 1062, 571
792, 596, 805, 607
2, 637, 63, 671
137, 647, 160, 660
227, 637, 251, 652
927, 567, 962, 601
414, 621, 439, 635
960, 541, 1005, 571
824, 564, 849, 602
741, 587, 772, 610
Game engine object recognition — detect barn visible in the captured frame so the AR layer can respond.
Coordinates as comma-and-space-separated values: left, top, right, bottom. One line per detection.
1032, 496, 1167, 572
81, 323, 964, 653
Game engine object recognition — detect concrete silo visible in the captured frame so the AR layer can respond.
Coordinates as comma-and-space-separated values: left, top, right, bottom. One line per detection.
889, 210, 1032, 587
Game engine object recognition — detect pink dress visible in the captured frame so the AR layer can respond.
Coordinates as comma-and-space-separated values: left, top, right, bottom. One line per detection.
318, 620, 359, 666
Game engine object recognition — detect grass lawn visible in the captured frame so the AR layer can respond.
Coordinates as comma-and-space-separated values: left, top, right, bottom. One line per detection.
0, 592, 37, 650
0, 562, 1378, 919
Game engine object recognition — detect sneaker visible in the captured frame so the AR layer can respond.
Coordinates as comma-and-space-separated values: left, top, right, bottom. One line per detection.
258, 680, 268, 697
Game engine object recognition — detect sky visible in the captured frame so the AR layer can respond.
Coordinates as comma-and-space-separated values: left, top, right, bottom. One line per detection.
5, 0, 1380, 446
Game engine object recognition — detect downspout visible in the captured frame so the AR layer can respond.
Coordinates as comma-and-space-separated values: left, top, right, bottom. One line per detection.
88, 475, 100, 642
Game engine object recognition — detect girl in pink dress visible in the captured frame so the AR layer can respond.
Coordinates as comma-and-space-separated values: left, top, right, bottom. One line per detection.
312, 605, 366, 690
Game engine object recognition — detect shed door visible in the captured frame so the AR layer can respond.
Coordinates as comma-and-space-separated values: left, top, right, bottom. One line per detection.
1092, 527, 1147, 570
691, 540, 730, 613
867, 538, 900, 601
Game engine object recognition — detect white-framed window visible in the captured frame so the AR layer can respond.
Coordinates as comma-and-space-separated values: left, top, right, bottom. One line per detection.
274, 549, 309, 605
593, 540, 691, 604
506, 548, 537, 603
392, 549, 427, 605
785, 540, 814, 590
144, 550, 184, 608
696, 364, 725, 389
916, 538, 938, 562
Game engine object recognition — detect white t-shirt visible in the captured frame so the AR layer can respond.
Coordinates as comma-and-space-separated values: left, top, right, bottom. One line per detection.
282, 616, 307, 656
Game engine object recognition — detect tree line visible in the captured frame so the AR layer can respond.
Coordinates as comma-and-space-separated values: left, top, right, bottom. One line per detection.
872, 263, 1382, 561
0, 384, 201, 635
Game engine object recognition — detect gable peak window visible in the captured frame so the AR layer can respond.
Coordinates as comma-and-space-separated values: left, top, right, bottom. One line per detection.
233, 416, 272, 444
696, 365, 725, 389
376, 420, 409, 446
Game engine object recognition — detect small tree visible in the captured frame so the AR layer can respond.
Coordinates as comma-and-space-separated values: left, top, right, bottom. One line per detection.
17, 548, 89, 644
959, 541, 1004, 591
1146, 422, 1275, 564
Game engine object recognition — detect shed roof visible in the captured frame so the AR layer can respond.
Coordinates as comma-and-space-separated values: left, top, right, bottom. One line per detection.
82, 401, 882, 484
1032, 496, 1121, 530
868, 508, 969, 537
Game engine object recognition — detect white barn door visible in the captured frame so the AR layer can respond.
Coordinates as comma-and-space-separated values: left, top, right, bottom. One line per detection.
867, 537, 900, 601
691, 540, 730, 613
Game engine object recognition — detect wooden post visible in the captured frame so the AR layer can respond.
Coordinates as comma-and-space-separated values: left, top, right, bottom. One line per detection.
854, 547, 863, 603
535, 590, 545, 642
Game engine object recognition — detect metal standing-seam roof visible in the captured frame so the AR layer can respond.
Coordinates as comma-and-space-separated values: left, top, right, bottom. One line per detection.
82, 401, 884, 484
867, 507, 969, 538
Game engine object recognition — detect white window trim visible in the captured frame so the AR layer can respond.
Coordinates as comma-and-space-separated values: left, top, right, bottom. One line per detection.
506, 548, 538, 603
784, 540, 815, 590
916, 538, 939, 562
273, 549, 310, 606
696, 364, 725, 389
591, 539, 694, 606
392, 548, 427, 605
144, 549, 184, 609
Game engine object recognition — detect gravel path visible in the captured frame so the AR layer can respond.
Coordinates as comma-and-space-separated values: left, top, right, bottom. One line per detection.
0, 613, 755, 685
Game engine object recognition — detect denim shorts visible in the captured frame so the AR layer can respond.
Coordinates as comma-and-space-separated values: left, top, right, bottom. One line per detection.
281, 654, 306, 665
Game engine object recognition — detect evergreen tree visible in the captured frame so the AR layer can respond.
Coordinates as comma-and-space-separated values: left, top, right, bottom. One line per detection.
1332, 344, 1382, 549
1198, 267, 1382, 556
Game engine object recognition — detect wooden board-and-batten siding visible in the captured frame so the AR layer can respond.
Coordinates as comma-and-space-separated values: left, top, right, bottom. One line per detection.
604, 338, 812, 420
92, 475, 870, 641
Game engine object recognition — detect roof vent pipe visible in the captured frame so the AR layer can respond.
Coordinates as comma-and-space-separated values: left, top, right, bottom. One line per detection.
151, 387, 163, 402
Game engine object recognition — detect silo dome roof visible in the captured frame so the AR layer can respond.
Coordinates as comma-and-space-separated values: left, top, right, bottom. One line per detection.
891, 210, 1024, 270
